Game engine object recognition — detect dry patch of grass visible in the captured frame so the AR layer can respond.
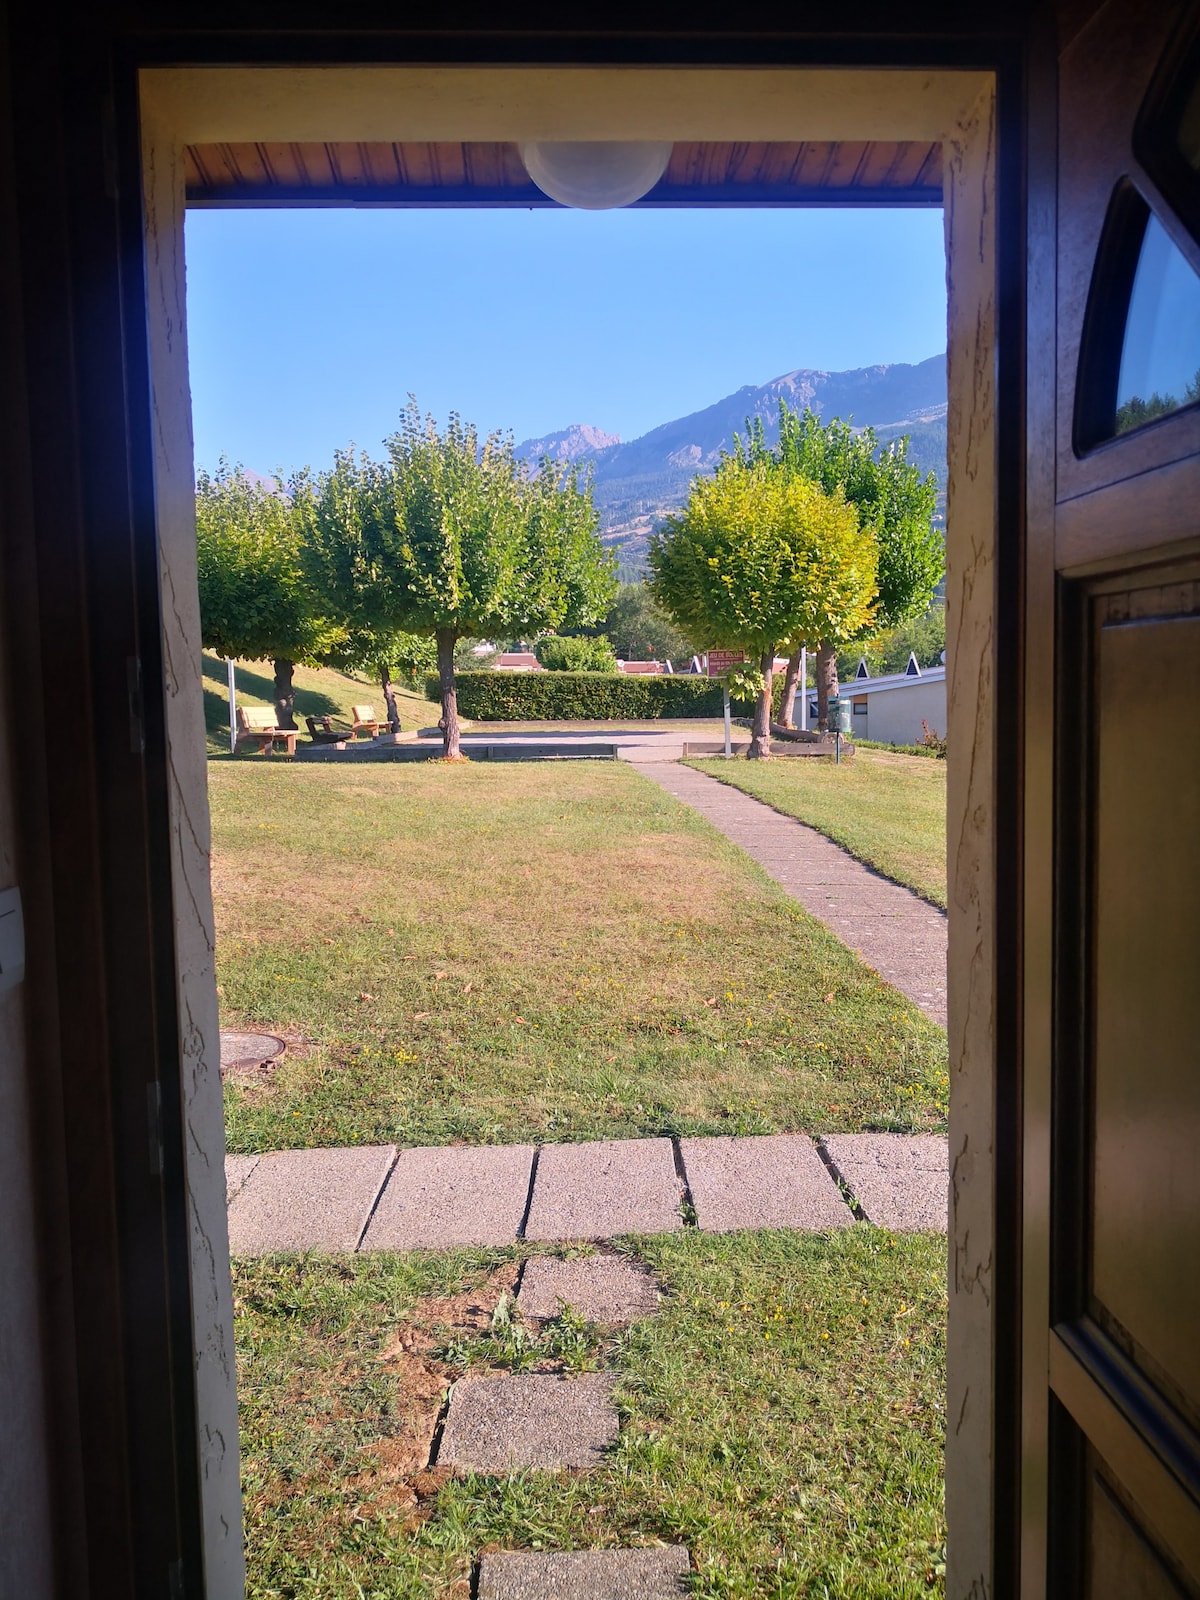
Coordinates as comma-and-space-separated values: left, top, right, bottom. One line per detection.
213, 761, 947, 1151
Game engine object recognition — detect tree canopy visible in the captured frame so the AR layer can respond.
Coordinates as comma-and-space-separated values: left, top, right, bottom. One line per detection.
649, 456, 877, 757
296, 403, 614, 756
195, 460, 341, 727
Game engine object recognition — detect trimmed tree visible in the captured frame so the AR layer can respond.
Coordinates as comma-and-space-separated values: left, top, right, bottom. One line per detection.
742, 405, 942, 728
648, 456, 878, 759
195, 461, 340, 729
297, 404, 614, 757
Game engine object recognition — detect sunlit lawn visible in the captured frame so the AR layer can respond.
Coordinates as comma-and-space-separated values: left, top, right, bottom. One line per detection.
213, 762, 948, 1153
236, 1228, 947, 1599
687, 751, 947, 909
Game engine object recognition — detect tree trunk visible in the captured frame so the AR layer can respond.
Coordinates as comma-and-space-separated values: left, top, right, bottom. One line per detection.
380, 664, 400, 732
778, 647, 804, 729
814, 643, 839, 732
436, 627, 462, 759
273, 659, 296, 730
748, 648, 774, 760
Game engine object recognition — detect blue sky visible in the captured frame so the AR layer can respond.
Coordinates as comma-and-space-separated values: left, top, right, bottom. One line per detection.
185, 207, 947, 479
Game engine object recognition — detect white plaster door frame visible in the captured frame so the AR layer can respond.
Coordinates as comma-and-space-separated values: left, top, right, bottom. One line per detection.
138, 64, 999, 1600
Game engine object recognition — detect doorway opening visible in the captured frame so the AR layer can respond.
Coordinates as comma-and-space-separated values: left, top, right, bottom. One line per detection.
139, 64, 999, 1595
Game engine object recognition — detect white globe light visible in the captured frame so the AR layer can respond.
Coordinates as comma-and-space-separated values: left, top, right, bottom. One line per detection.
519, 141, 673, 209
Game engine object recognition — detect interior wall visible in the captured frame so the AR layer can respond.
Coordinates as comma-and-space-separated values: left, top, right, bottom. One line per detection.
0, 26, 57, 1595
141, 62, 999, 1599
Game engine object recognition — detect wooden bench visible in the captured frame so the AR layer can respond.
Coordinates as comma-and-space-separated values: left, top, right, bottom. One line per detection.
351, 703, 383, 738
235, 705, 296, 757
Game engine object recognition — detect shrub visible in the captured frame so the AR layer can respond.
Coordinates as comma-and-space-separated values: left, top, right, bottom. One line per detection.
425, 670, 736, 720
534, 634, 618, 672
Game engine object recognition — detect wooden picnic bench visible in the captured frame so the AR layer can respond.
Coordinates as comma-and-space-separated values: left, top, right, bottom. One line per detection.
351, 703, 384, 737
235, 705, 296, 757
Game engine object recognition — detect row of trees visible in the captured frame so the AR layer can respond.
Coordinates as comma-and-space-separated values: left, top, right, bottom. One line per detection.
647, 405, 942, 758
195, 403, 618, 757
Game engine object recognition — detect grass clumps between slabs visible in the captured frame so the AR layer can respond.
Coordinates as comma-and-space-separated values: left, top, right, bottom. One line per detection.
213, 762, 947, 1154
235, 1228, 947, 1599
687, 749, 948, 909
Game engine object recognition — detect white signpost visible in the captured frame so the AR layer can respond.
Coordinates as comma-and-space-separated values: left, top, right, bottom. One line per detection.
227, 658, 237, 754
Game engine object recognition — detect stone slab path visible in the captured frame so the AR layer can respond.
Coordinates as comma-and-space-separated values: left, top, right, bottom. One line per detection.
223, 1131, 947, 1252
477, 1547, 690, 1598
523, 1137, 683, 1241
680, 1133, 853, 1233
437, 1372, 618, 1473
517, 1255, 661, 1323
640, 762, 947, 1027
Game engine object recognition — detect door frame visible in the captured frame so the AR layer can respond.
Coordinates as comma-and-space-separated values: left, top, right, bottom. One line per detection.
2, 13, 1035, 1596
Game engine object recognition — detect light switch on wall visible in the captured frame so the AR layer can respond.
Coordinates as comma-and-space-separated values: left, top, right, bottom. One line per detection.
0, 886, 25, 993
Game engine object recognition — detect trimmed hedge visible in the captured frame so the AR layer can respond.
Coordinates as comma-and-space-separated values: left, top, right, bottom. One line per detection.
426, 670, 732, 720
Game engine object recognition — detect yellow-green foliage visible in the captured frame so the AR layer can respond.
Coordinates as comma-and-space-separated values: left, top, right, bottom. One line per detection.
649, 458, 878, 660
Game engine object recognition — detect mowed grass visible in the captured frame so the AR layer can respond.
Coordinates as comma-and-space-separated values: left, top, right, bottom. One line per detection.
202, 653, 434, 758
212, 762, 948, 1153
236, 1229, 947, 1599
688, 752, 948, 910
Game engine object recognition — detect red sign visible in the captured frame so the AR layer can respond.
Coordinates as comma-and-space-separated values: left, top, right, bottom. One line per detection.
706, 650, 745, 678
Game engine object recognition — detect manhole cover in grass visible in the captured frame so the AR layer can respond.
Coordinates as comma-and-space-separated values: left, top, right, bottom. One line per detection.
219, 1031, 286, 1073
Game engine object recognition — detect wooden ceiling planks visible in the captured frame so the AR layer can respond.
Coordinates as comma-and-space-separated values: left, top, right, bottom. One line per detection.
183, 140, 943, 206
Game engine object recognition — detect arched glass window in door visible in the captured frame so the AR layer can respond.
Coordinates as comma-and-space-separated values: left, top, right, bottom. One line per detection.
1075, 186, 1200, 449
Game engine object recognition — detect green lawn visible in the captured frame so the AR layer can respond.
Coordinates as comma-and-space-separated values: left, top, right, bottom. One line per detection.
202, 654, 434, 758
687, 751, 948, 910
212, 762, 948, 1153
235, 1229, 947, 1599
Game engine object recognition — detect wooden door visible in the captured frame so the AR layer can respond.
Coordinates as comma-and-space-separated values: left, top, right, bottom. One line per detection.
1026, 2, 1200, 1593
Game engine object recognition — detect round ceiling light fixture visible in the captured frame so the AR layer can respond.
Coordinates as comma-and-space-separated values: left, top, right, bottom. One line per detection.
519, 141, 673, 210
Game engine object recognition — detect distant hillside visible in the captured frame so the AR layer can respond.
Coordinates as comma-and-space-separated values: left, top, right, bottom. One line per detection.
516, 354, 947, 575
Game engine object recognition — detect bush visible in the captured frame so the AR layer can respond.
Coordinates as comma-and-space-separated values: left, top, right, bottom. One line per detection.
426, 670, 733, 720
534, 634, 618, 672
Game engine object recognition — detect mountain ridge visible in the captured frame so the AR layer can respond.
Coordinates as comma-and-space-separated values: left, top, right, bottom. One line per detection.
515, 354, 947, 574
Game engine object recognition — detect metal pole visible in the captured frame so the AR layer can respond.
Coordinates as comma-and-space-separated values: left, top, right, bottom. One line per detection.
723, 683, 732, 759
799, 647, 807, 731
227, 657, 237, 755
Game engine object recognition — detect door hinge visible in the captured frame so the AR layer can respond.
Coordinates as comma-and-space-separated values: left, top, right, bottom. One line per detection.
127, 657, 145, 754
147, 1082, 163, 1177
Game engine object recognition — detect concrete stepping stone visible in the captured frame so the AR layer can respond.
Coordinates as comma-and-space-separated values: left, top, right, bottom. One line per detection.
478, 1547, 690, 1598
438, 1372, 617, 1473
679, 1133, 852, 1232
360, 1143, 535, 1250
517, 1255, 661, 1323
523, 1138, 683, 1241
224, 1154, 260, 1205
821, 1134, 948, 1230
225, 1145, 395, 1254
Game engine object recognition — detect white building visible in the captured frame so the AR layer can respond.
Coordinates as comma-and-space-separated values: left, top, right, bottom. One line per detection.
833, 654, 947, 746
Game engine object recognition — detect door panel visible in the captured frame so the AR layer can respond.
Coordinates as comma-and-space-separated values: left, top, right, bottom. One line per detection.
1028, 2, 1200, 1593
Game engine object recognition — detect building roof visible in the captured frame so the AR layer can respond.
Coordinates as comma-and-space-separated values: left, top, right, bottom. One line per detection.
847, 665, 946, 695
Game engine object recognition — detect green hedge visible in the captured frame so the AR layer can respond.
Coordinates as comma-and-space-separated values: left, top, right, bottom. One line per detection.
425, 670, 735, 720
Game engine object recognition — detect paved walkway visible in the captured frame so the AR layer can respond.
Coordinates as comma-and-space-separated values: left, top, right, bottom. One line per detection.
641, 762, 947, 1027
224, 1131, 948, 1254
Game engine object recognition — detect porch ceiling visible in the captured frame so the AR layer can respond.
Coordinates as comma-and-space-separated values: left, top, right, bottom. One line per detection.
183, 139, 943, 207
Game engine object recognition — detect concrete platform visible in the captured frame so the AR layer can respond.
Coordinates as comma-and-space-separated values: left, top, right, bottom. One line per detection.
360, 1143, 535, 1250
224, 1154, 260, 1205
477, 1547, 690, 1598
523, 1138, 683, 1241
821, 1134, 948, 1230
225, 1145, 396, 1254
517, 1255, 661, 1323
438, 1373, 618, 1473
679, 1133, 852, 1232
